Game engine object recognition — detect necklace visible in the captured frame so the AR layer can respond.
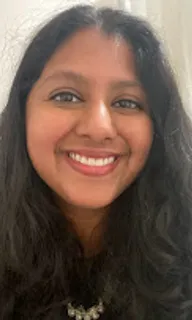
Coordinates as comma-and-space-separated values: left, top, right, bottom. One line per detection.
67, 299, 105, 320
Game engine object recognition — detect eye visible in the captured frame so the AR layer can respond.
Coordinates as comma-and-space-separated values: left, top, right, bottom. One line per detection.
49, 91, 81, 103
112, 99, 141, 110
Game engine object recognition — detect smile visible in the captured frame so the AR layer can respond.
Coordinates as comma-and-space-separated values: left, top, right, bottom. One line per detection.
64, 150, 120, 177
68, 152, 116, 167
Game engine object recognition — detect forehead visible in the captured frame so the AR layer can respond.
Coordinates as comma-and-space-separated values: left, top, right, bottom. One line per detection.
40, 27, 137, 81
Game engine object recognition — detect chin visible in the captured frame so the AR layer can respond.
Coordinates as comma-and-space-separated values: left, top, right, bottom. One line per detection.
65, 194, 115, 210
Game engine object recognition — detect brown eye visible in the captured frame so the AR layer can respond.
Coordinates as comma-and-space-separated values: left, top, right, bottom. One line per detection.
113, 99, 141, 110
50, 92, 81, 103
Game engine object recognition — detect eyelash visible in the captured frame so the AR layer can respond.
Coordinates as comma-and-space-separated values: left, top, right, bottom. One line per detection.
112, 99, 141, 110
49, 91, 142, 110
50, 92, 82, 103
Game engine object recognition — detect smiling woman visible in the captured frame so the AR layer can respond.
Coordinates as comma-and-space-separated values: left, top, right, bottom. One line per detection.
0, 4, 192, 320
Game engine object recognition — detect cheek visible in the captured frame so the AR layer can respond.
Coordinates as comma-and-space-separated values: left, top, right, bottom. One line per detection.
27, 108, 69, 146
119, 115, 153, 160
25, 108, 74, 166
117, 115, 153, 191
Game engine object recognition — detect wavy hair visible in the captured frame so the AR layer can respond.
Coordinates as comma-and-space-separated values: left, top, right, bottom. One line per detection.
0, 5, 192, 319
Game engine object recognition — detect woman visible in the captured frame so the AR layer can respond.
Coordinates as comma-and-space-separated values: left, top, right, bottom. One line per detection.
0, 4, 191, 319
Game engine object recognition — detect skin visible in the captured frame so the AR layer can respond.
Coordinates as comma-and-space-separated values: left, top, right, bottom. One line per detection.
26, 28, 153, 253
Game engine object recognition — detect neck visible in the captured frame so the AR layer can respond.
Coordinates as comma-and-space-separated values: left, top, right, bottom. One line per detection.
60, 203, 109, 256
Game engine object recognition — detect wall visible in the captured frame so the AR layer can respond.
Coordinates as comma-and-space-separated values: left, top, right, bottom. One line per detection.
126, 0, 192, 112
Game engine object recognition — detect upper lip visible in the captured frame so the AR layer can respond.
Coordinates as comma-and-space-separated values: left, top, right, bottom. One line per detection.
64, 149, 121, 158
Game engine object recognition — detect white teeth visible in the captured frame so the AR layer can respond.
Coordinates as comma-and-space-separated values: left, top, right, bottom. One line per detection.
68, 153, 115, 166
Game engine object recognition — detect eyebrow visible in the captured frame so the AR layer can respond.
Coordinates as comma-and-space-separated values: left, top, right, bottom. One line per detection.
40, 70, 142, 90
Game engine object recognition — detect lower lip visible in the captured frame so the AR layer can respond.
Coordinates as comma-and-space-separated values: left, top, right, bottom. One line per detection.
64, 153, 120, 177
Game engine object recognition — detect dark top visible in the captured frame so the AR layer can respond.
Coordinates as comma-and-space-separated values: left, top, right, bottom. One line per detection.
13, 252, 118, 319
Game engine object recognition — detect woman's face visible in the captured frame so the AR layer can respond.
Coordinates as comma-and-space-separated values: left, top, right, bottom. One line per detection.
26, 28, 153, 210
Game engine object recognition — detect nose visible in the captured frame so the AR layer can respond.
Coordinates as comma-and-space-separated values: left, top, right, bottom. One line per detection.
75, 101, 117, 142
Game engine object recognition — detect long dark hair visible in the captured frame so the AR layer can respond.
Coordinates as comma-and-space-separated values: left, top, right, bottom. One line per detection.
0, 5, 192, 319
